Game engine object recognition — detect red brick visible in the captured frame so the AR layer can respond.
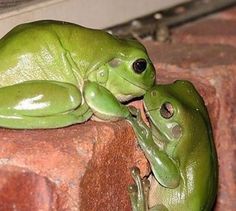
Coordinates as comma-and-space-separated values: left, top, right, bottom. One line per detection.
212, 6, 236, 20
0, 166, 57, 210
0, 121, 149, 210
143, 41, 236, 211
172, 7, 236, 47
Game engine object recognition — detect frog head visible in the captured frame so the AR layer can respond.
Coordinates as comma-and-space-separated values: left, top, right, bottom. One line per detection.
88, 39, 156, 102
144, 80, 208, 156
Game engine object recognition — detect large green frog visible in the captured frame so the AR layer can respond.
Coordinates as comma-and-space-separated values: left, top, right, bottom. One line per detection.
127, 80, 218, 211
0, 20, 155, 128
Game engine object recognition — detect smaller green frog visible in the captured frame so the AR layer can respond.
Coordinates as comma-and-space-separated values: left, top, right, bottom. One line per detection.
127, 80, 218, 211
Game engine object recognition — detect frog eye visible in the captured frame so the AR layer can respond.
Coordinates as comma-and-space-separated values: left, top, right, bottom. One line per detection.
132, 59, 147, 74
160, 102, 174, 119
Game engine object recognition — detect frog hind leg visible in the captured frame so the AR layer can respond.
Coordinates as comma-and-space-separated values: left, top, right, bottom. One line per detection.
0, 80, 93, 129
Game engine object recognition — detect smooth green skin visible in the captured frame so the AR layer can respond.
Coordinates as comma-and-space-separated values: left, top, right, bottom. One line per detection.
127, 80, 218, 211
0, 20, 155, 128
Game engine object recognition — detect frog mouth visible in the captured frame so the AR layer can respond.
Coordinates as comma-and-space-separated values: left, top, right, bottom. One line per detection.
145, 107, 160, 112
138, 111, 167, 150
114, 70, 151, 91
143, 103, 161, 114
113, 77, 147, 102
120, 76, 148, 91
144, 106, 170, 141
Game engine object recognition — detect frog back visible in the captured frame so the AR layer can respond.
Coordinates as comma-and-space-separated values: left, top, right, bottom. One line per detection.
170, 81, 217, 210
0, 21, 73, 87
149, 118, 217, 211
0, 21, 133, 88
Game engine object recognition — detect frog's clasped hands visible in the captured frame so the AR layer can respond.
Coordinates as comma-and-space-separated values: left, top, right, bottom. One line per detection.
0, 20, 155, 128
127, 81, 218, 211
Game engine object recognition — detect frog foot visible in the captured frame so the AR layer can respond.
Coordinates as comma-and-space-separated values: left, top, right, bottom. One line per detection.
128, 167, 150, 211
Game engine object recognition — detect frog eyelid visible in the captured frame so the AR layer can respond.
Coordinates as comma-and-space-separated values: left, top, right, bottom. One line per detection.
108, 58, 122, 68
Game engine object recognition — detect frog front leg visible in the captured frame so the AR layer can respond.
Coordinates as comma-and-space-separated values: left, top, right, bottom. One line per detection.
128, 167, 150, 211
0, 80, 92, 128
127, 111, 180, 189
129, 167, 168, 211
83, 81, 130, 120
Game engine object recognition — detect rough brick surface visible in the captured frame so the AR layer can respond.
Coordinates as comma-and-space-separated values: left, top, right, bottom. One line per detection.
0, 122, 148, 211
213, 6, 236, 20
143, 40, 236, 211
0, 166, 57, 210
172, 6, 236, 47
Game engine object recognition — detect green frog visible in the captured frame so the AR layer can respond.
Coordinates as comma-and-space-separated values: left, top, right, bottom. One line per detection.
127, 80, 218, 211
0, 20, 155, 128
